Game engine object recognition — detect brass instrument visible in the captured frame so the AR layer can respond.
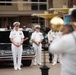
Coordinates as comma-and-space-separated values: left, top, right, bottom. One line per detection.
50, 16, 65, 31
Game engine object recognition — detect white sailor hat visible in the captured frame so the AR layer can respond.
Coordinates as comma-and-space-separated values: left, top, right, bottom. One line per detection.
23, 25, 26, 28
35, 25, 41, 29
13, 22, 20, 26
68, 8, 76, 15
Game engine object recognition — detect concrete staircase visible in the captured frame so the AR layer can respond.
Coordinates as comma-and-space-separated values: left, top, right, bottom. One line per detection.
34, 50, 50, 65
41, 51, 49, 63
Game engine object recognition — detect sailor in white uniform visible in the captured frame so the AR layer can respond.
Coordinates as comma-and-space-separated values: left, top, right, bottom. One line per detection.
9, 22, 24, 70
48, 30, 61, 65
48, 30, 53, 63
31, 25, 44, 65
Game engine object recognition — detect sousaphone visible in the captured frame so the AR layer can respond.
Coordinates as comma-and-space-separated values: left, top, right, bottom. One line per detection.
50, 16, 64, 31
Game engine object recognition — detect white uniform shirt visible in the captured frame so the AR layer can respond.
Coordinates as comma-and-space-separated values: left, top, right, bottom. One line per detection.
48, 30, 61, 44
48, 30, 53, 43
31, 31, 44, 46
50, 31, 76, 75
9, 30, 24, 44
55, 31, 62, 39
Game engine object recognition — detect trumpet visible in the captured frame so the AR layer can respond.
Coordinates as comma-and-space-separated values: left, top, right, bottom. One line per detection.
50, 16, 65, 31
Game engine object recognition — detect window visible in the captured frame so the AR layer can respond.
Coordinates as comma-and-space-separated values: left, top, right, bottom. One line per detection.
0, 0, 5, 5
31, 17, 44, 26
31, 17, 38, 23
0, 0, 12, 6
31, 4, 38, 10
39, 4, 47, 10
31, 0, 38, 2
23, 0, 28, 1
39, 18, 44, 26
39, 0, 47, 2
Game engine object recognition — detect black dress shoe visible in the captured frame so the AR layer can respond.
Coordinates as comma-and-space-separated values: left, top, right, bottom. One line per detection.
49, 61, 52, 63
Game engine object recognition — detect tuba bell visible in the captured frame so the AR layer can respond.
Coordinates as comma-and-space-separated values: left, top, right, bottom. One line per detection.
50, 16, 65, 31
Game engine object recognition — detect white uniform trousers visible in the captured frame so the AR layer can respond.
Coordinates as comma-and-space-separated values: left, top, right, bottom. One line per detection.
53, 54, 57, 63
12, 44, 23, 68
33, 44, 42, 65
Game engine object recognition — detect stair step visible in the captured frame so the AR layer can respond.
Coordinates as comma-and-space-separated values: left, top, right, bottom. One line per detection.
35, 51, 50, 63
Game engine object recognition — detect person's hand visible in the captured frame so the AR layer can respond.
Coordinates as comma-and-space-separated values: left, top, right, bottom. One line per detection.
35, 42, 39, 46
34, 42, 40, 46
52, 37, 55, 40
32, 40, 40, 46
62, 30, 70, 35
37, 42, 41, 46
62, 26, 71, 35
24, 37, 29, 41
15, 43, 22, 47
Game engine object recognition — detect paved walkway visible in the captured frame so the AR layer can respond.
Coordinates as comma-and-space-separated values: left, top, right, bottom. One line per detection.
0, 51, 61, 75
0, 63, 61, 75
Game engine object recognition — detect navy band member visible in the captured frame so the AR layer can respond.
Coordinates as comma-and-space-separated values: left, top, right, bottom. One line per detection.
48, 30, 61, 65
48, 30, 53, 63
50, 9, 76, 75
9, 22, 24, 70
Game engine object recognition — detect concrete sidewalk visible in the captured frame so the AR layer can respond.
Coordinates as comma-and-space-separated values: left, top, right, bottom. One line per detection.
41, 51, 61, 75
0, 50, 61, 75
0, 63, 61, 75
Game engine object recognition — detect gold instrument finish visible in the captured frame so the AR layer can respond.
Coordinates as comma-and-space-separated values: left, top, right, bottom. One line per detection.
50, 16, 65, 31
